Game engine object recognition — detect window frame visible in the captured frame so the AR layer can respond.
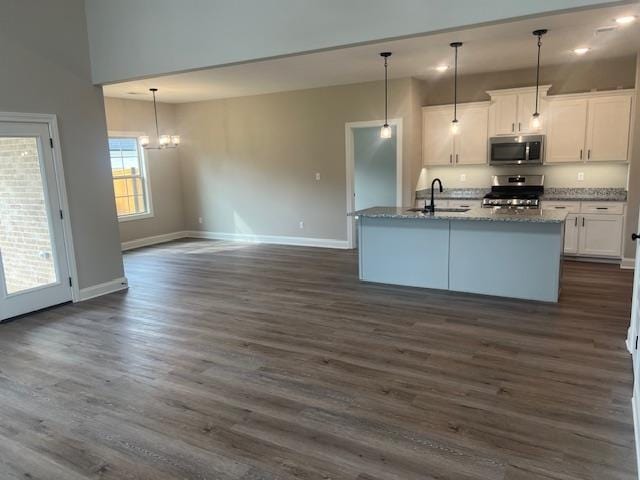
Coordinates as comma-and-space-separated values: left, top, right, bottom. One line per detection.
108, 131, 154, 222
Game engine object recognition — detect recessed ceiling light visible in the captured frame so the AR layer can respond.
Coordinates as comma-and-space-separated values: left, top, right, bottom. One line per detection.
435, 65, 449, 72
573, 47, 590, 55
615, 15, 636, 25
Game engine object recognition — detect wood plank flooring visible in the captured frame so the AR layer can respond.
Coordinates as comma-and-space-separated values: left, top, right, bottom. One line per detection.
0, 239, 636, 479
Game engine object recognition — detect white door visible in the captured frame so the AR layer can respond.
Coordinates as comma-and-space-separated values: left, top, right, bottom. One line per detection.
586, 95, 632, 162
492, 95, 518, 135
578, 214, 623, 257
455, 106, 489, 165
516, 92, 543, 134
423, 108, 454, 165
545, 99, 588, 163
0, 121, 71, 321
564, 214, 579, 254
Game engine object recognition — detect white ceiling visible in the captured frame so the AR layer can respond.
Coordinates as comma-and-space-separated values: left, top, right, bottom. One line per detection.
103, 4, 640, 104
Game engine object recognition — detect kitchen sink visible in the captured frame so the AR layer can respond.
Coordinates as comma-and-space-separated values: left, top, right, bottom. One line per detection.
406, 207, 470, 213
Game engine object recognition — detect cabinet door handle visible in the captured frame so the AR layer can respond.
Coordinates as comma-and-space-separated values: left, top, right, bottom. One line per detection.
582, 217, 585, 227
512, 123, 515, 132
587, 149, 591, 159
574, 217, 578, 227
579, 149, 583, 160
449, 154, 453, 164
518, 122, 521, 131
455, 154, 459, 163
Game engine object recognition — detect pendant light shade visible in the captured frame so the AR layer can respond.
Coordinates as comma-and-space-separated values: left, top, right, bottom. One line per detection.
531, 29, 547, 129
141, 88, 180, 150
450, 42, 463, 135
380, 52, 392, 139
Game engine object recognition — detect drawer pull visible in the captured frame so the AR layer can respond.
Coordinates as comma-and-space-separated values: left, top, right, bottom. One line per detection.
596, 207, 608, 210
554, 206, 566, 209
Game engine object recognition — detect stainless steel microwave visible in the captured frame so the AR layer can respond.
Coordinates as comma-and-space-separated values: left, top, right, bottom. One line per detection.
489, 135, 544, 166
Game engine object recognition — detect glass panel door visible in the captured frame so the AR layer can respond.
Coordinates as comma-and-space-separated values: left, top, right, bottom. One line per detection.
0, 121, 71, 321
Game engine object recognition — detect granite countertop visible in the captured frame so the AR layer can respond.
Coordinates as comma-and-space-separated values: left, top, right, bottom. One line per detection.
415, 187, 627, 202
351, 207, 568, 224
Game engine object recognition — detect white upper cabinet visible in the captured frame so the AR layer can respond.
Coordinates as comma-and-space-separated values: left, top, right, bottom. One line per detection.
422, 103, 489, 166
546, 99, 588, 163
516, 91, 542, 134
492, 94, 518, 135
455, 105, 489, 165
423, 107, 454, 166
488, 86, 550, 136
546, 92, 633, 164
585, 95, 633, 162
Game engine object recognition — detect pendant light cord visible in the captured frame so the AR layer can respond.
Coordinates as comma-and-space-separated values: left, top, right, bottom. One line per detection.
152, 89, 160, 139
534, 35, 541, 115
453, 45, 458, 122
384, 55, 388, 124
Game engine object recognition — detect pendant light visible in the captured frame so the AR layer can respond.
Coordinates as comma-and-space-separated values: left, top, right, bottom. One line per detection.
531, 29, 547, 130
380, 52, 392, 139
139, 88, 180, 150
450, 42, 463, 135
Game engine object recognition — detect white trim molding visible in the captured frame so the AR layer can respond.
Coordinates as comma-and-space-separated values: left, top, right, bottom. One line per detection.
121, 231, 188, 251
622, 257, 636, 270
0, 112, 80, 302
186, 231, 349, 249
78, 277, 129, 302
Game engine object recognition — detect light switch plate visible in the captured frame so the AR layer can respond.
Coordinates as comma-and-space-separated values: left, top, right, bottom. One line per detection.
460, 174, 466, 182
315, 172, 321, 181
577, 172, 585, 181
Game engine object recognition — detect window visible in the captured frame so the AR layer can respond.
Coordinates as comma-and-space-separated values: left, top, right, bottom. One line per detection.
108, 136, 152, 220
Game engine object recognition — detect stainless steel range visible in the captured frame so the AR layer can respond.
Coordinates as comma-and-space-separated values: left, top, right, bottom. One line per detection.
482, 174, 543, 209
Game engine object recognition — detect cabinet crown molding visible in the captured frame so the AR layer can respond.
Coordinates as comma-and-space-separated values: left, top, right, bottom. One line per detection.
544, 88, 635, 101
486, 85, 552, 97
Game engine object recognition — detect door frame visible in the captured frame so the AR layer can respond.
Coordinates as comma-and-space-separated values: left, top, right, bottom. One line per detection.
0, 112, 79, 302
345, 118, 403, 249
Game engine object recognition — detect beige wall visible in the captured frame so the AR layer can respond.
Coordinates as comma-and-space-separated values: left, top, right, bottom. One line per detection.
624, 53, 640, 261
175, 78, 422, 241
423, 55, 637, 105
103, 98, 185, 243
0, 0, 123, 289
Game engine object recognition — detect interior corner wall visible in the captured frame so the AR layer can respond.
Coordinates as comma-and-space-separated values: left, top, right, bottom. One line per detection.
0, 0, 124, 290
175, 78, 419, 241
623, 52, 640, 261
103, 98, 186, 243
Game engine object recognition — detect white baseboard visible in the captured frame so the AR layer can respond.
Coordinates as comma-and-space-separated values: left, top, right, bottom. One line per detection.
621, 257, 636, 270
185, 230, 350, 249
121, 231, 189, 251
78, 276, 129, 301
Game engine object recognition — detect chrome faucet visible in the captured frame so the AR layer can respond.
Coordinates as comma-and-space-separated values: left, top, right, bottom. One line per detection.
424, 178, 443, 213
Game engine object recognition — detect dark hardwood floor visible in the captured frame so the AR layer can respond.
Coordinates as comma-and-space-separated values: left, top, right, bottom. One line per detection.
0, 239, 636, 479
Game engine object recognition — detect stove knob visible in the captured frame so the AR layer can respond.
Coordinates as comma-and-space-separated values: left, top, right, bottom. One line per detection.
526, 200, 532, 205
507, 200, 513, 205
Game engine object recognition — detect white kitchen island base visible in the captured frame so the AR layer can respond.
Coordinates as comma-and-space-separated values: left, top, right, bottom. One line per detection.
356, 208, 566, 302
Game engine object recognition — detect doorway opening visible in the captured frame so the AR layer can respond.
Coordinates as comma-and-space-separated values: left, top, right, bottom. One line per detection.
345, 118, 403, 249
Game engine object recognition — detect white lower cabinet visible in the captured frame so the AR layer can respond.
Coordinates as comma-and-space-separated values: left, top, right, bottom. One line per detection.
578, 214, 624, 257
542, 201, 624, 258
564, 214, 579, 255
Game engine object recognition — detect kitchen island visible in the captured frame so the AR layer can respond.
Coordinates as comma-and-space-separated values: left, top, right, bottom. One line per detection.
352, 207, 568, 302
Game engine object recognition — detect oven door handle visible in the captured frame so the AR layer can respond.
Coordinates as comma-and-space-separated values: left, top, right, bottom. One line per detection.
524, 142, 530, 162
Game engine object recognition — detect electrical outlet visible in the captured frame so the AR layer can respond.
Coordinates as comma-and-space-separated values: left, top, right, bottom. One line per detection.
299, 221, 304, 229
198, 217, 203, 224
460, 173, 466, 182
577, 172, 585, 182
315, 172, 321, 181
